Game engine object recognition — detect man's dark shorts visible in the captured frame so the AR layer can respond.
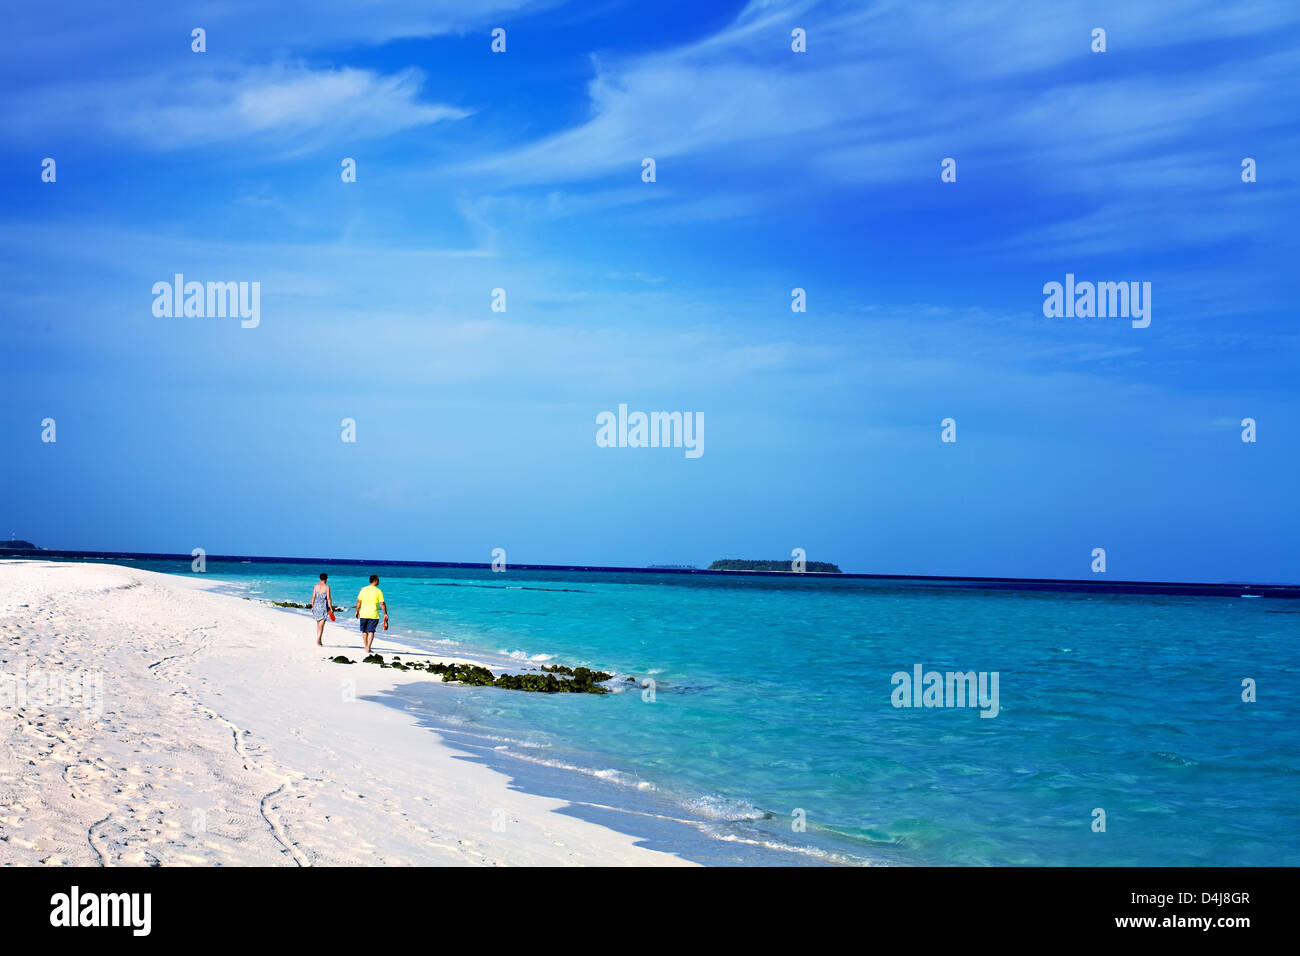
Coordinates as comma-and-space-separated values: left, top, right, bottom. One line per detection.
360, 617, 379, 633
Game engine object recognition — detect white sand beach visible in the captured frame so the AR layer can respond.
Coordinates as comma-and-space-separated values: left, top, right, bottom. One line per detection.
0, 560, 692, 866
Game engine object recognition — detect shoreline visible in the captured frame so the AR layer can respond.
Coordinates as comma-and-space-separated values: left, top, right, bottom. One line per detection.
220, 572, 851, 865
0, 559, 694, 866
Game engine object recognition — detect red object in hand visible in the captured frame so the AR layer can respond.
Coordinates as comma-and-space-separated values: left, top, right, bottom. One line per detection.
383, 618, 389, 631
328, 610, 336, 622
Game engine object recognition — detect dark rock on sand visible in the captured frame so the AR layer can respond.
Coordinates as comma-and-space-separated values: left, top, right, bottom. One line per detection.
351, 653, 614, 694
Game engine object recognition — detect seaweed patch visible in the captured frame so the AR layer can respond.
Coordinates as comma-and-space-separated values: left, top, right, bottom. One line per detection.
332, 654, 614, 693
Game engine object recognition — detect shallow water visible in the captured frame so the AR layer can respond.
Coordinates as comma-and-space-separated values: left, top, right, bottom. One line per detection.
88, 558, 1300, 865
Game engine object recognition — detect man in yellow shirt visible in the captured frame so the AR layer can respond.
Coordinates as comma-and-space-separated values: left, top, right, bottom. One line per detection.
354, 574, 388, 653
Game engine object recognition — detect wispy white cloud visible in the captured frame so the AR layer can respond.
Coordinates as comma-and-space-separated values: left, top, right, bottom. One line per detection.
9, 64, 468, 152
462, 0, 1300, 253
2, 0, 559, 75
607, 271, 665, 284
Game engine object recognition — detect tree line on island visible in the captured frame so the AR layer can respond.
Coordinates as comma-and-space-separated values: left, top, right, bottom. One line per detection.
708, 559, 842, 573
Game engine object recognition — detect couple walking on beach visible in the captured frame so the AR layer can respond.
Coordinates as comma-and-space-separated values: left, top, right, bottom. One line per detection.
310, 573, 389, 653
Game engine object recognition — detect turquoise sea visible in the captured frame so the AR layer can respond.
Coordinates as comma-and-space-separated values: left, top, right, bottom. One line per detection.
90, 558, 1300, 865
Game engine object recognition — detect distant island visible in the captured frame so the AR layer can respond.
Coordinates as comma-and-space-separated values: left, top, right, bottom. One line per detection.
2, 539, 39, 550
709, 559, 842, 573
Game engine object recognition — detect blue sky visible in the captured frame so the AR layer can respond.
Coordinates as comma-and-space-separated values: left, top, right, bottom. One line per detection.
3, 0, 1298, 581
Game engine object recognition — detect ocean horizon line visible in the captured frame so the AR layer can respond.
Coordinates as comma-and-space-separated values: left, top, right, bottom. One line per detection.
4, 546, 1298, 599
